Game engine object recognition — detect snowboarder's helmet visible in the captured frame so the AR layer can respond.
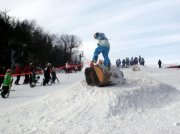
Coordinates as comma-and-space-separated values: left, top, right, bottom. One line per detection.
94, 32, 99, 39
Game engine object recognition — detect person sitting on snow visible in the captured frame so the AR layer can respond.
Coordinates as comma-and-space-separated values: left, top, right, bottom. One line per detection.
90, 32, 111, 70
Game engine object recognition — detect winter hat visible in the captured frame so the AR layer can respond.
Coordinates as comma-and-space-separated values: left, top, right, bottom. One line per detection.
94, 32, 107, 40
7, 69, 11, 72
47, 63, 51, 66
94, 32, 99, 39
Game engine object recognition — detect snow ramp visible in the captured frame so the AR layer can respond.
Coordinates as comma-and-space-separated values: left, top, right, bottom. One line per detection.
108, 79, 180, 116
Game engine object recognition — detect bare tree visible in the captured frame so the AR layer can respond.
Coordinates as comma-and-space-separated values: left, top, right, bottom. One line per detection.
56, 34, 81, 62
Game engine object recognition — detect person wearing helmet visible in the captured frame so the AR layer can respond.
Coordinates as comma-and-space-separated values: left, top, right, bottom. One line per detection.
91, 32, 111, 70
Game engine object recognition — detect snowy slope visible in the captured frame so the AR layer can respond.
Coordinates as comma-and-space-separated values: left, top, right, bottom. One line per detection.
1, 66, 180, 134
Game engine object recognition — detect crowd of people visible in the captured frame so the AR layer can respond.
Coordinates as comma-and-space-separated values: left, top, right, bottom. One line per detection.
65, 61, 82, 73
0, 61, 83, 99
116, 55, 145, 68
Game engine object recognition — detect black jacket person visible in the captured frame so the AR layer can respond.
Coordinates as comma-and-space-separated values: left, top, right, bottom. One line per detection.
43, 63, 51, 86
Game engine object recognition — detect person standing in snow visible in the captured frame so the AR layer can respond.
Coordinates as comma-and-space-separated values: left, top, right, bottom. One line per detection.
23, 65, 30, 84
1, 69, 12, 98
158, 59, 162, 68
14, 64, 21, 85
140, 58, 145, 66
43, 63, 51, 86
125, 57, 130, 68
51, 67, 59, 84
116, 59, 119, 68
29, 63, 35, 87
116, 59, 121, 68
65, 61, 70, 73
122, 59, 126, 68
90, 32, 111, 70
0, 66, 6, 89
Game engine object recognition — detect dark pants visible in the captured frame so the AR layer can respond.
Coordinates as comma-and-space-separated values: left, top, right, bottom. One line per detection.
66, 68, 70, 73
24, 74, 29, 84
159, 64, 161, 68
1, 86, 9, 96
0, 77, 4, 88
15, 75, 21, 84
43, 77, 50, 86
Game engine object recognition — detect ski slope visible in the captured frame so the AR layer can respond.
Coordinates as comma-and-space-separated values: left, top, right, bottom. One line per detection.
0, 66, 180, 134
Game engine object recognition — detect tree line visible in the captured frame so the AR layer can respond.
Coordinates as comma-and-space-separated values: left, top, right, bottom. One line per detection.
0, 11, 82, 69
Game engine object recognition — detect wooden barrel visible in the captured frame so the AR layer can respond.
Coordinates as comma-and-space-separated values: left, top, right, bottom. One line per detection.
85, 65, 111, 87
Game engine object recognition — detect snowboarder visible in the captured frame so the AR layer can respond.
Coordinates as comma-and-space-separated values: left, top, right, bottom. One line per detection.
1, 69, 12, 98
90, 32, 111, 70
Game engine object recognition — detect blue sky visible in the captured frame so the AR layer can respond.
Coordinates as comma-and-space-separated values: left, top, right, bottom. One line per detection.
1, 0, 180, 64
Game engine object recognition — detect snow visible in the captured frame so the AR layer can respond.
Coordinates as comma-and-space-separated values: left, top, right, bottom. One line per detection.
1, 66, 180, 134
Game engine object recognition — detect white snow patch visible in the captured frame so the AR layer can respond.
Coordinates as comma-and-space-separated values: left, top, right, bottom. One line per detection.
110, 66, 125, 85
1, 66, 180, 133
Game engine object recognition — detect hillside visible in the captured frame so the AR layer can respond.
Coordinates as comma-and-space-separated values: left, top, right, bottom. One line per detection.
0, 66, 180, 134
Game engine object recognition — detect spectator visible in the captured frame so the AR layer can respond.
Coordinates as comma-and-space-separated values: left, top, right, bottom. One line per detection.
139, 55, 141, 64
1, 69, 12, 98
66, 61, 70, 73
29, 63, 35, 87
0, 66, 6, 89
122, 59, 126, 68
23, 65, 30, 84
130, 57, 134, 66
51, 67, 59, 84
43, 63, 51, 86
140, 58, 145, 66
116, 59, 121, 68
158, 59, 162, 68
15, 64, 21, 85
134, 57, 138, 65
125, 57, 130, 68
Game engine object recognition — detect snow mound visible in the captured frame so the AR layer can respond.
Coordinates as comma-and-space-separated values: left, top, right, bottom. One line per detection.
109, 66, 125, 85
0, 78, 180, 134
132, 65, 140, 71
109, 80, 180, 116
